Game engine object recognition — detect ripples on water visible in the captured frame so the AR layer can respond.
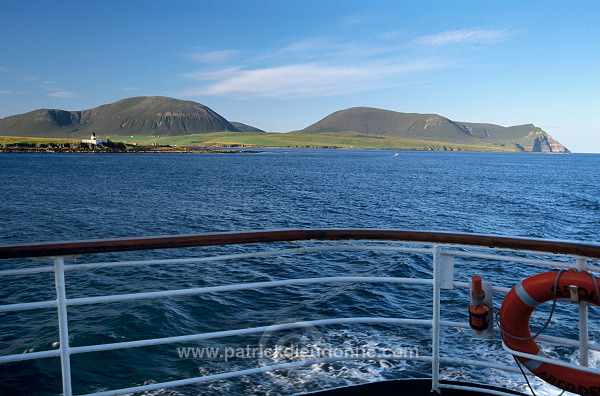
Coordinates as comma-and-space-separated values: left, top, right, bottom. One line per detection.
1, 150, 599, 395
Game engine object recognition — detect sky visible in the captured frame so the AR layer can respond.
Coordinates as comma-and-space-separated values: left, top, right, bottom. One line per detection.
1, 0, 599, 153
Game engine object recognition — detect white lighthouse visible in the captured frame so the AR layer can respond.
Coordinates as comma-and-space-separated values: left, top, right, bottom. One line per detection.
82, 133, 108, 145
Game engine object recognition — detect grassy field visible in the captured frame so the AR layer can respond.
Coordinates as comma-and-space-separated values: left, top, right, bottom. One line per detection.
0, 136, 81, 147
111, 131, 519, 152
0, 132, 522, 152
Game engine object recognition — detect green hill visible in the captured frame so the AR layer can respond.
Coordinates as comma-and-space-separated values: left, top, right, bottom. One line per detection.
301, 107, 569, 153
0, 98, 569, 153
229, 122, 265, 133
0, 96, 240, 138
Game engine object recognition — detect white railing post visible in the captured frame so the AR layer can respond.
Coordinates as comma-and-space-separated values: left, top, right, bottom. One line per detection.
54, 257, 73, 396
576, 257, 589, 366
431, 245, 442, 393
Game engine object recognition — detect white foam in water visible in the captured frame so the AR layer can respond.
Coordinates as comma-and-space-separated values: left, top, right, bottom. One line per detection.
237, 326, 413, 394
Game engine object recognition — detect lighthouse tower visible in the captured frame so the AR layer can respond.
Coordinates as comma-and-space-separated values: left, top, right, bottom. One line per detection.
82, 133, 107, 145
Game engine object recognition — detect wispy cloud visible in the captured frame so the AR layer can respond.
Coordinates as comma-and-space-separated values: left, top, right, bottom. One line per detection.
273, 37, 407, 63
182, 67, 241, 82
48, 90, 77, 98
185, 49, 240, 63
22, 78, 79, 98
179, 27, 509, 100
1, 68, 77, 99
378, 30, 407, 41
35, 80, 78, 98
415, 29, 509, 46
181, 59, 443, 99
206, 64, 363, 98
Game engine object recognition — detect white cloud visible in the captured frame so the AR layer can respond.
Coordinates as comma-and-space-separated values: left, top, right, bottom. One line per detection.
182, 67, 241, 81
48, 90, 77, 98
415, 29, 509, 46
26, 78, 78, 98
179, 29, 503, 100
183, 60, 443, 99
278, 38, 337, 57
271, 38, 408, 65
38, 81, 58, 91
202, 63, 368, 98
186, 50, 240, 63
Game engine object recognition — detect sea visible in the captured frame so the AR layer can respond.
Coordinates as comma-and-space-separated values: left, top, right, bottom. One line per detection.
0, 150, 599, 395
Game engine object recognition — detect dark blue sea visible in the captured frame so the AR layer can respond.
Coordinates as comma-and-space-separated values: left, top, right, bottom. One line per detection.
1, 150, 599, 395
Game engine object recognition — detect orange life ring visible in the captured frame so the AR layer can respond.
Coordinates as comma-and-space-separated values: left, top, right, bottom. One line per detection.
499, 269, 600, 394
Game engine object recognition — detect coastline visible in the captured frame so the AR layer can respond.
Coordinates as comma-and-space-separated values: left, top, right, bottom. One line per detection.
0, 135, 569, 154
0, 145, 256, 154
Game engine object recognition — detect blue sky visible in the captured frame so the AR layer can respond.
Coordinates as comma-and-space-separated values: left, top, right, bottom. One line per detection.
1, 1, 599, 152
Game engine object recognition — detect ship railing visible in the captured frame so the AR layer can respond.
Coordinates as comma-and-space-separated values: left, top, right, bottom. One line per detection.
0, 229, 599, 396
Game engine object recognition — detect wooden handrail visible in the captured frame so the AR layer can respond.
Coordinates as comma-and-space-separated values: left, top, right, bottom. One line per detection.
0, 229, 599, 259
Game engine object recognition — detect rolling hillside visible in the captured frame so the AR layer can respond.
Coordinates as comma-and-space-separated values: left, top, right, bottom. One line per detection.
301, 107, 568, 153
0, 96, 240, 138
0, 98, 569, 152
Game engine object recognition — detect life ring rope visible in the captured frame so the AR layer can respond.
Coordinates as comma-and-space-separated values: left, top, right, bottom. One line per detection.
499, 269, 564, 342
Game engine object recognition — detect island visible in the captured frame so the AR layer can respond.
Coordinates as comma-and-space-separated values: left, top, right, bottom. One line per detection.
0, 96, 570, 153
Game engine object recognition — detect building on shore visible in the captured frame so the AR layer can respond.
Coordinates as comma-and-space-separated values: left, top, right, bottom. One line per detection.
82, 133, 108, 145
